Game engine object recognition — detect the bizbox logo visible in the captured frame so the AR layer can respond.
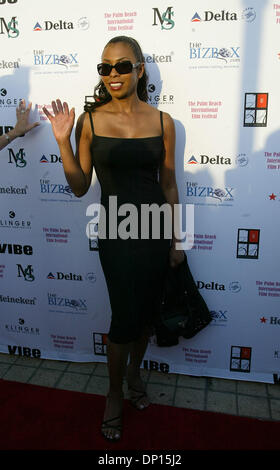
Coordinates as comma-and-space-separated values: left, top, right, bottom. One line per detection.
40, 178, 73, 197
236, 229, 260, 259
210, 309, 228, 326
48, 293, 87, 312
0, 16, 19, 38
243, 93, 268, 127
189, 42, 240, 64
186, 181, 234, 206
152, 6, 175, 30
33, 50, 79, 74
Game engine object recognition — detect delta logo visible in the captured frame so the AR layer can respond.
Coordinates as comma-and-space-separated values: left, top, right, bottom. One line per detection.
187, 154, 232, 165
191, 9, 256, 23
187, 155, 198, 164
40, 154, 62, 163
47, 271, 83, 281
191, 13, 202, 22
191, 11, 238, 22
33, 20, 74, 32
33, 23, 41, 31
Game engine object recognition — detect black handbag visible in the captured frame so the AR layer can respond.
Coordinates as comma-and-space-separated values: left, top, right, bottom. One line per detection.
155, 253, 212, 347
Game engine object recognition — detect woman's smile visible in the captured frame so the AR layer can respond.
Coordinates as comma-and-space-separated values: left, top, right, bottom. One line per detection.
109, 82, 123, 91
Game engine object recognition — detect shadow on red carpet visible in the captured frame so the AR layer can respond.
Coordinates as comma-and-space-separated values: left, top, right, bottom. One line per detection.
0, 379, 279, 450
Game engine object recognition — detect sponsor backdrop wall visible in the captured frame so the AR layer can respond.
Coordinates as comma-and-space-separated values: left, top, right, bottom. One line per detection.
0, 0, 279, 383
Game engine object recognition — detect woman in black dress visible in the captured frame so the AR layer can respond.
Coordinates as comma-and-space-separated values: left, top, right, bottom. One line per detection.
43, 36, 184, 441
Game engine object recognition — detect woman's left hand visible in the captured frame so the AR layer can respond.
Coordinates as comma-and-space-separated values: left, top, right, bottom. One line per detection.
169, 245, 185, 268
14, 99, 40, 137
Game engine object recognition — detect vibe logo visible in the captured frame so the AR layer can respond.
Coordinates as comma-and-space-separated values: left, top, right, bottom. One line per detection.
143, 360, 169, 373
152, 6, 175, 30
8, 345, 41, 358
0, 243, 33, 255
8, 148, 27, 167
0, 16, 19, 38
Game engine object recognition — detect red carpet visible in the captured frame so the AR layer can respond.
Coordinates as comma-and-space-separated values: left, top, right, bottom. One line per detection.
0, 379, 279, 450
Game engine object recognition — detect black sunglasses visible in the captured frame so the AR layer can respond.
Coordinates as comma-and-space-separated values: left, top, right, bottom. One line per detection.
97, 60, 140, 76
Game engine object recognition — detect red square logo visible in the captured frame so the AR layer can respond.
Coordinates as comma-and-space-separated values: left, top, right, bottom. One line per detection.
257, 93, 267, 108
249, 230, 259, 243
241, 347, 251, 359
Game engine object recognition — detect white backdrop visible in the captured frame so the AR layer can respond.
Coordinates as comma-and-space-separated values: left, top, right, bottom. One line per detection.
0, 0, 279, 383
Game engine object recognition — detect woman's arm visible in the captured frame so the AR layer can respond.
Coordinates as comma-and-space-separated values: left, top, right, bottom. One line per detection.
43, 99, 93, 197
159, 112, 185, 266
0, 100, 39, 151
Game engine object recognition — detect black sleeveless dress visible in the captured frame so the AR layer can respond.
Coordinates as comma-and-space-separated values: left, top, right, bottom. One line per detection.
88, 111, 172, 344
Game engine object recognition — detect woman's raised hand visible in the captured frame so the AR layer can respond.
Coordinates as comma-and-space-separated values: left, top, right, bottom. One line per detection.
43, 99, 75, 143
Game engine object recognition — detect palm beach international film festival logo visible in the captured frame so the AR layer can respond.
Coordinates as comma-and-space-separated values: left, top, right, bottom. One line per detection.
85, 197, 194, 250
152, 6, 175, 30
236, 229, 260, 259
243, 93, 268, 127
230, 346, 252, 373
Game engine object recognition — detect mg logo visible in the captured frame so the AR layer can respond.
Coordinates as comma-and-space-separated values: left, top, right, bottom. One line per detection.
152, 6, 175, 30
8, 148, 27, 167
0, 16, 19, 38
17, 264, 35, 282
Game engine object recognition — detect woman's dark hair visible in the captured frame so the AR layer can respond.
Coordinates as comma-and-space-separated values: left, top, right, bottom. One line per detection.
84, 36, 148, 112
